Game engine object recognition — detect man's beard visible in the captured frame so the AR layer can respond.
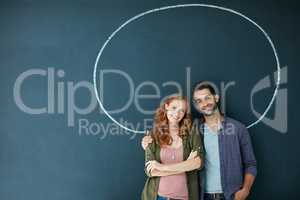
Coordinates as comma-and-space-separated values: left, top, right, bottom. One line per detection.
199, 103, 218, 116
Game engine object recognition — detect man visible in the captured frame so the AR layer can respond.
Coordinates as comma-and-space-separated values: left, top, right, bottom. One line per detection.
142, 82, 257, 200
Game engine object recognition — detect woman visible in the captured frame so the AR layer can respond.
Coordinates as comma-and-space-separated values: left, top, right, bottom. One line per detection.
142, 95, 204, 200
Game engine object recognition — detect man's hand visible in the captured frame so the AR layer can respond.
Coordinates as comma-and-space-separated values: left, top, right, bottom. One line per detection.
187, 151, 197, 160
234, 188, 250, 200
142, 135, 153, 150
146, 160, 162, 173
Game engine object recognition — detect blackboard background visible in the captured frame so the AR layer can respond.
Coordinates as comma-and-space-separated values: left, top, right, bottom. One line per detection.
0, 0, 299, 199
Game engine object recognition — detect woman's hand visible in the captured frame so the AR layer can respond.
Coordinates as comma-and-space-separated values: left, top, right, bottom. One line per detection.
146, 160, 163, 173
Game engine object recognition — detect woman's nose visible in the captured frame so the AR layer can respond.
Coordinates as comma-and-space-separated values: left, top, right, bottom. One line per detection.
173, 113, 179, 118
201, 102, 207, 107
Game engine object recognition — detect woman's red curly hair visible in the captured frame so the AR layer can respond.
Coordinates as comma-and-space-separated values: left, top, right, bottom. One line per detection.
151, 95, 192, 147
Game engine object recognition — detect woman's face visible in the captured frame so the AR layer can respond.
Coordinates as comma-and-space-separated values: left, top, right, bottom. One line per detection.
165, 99, 187, 124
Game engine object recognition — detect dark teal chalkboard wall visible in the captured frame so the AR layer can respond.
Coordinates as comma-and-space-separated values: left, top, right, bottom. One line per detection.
0, 0, 298, 199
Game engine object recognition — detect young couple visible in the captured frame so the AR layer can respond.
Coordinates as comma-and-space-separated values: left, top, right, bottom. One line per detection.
141, 82, 257, 200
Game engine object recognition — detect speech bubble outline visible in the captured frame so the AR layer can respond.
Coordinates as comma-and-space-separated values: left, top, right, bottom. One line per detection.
93, 4, 281, 134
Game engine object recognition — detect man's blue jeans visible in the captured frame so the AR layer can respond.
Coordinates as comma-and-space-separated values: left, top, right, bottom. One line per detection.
203, 193, 225, 200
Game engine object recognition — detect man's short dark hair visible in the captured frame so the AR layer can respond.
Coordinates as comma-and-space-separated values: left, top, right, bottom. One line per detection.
192, 81, 217, 96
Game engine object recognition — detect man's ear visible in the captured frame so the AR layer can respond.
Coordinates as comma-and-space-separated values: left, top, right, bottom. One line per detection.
215, 94, 220, 103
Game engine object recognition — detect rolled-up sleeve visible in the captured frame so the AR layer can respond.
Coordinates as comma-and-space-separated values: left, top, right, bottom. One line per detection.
239, 125, 257, 177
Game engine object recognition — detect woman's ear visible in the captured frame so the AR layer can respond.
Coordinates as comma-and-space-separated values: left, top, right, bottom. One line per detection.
164, 103, 169, 110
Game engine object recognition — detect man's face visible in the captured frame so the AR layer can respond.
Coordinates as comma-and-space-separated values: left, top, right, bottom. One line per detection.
193, 88, 219, 116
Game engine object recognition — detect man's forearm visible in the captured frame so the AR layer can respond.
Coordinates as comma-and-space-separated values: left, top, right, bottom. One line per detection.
161, 157, 201, 172
243, 173, 255, 191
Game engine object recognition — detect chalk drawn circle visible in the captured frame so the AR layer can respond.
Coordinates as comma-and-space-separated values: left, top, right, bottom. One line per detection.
93, 4, 281, 134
